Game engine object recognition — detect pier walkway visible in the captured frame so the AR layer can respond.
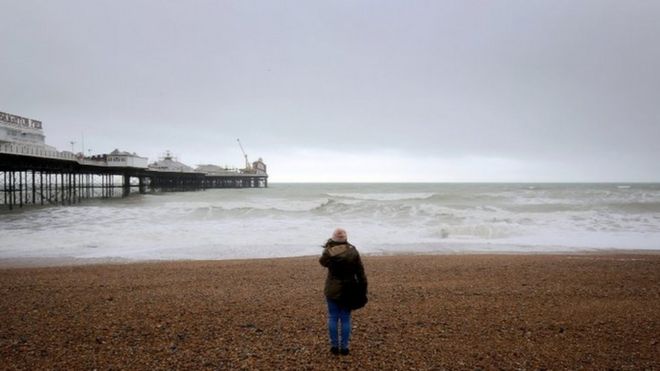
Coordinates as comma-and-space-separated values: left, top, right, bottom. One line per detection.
0, 143, 267, 210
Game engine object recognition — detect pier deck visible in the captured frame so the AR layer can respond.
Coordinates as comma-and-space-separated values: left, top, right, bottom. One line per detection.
0, 151, 267, 210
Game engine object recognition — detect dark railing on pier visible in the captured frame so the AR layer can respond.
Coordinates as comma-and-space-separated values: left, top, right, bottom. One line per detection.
0, 151, 268, 210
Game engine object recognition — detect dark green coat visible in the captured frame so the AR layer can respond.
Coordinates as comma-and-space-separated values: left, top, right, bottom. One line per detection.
319, 239, 368, 303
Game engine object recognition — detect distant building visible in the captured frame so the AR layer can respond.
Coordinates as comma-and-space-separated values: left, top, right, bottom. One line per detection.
252, 158, 267, 175
0, 111, 57, 150
148, 151, 194, 172
105, 149, 149, 168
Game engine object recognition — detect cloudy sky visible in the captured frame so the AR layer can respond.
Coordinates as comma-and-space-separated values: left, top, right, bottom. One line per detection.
1, 1, 659, 182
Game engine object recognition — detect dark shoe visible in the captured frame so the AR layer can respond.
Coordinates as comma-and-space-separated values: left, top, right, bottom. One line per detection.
330, 347, 339, 355
340, 348, 349, 356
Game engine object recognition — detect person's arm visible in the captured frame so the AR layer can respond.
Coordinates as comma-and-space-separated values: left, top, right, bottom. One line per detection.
354, 253, 367, 289
319, 247, 331, 267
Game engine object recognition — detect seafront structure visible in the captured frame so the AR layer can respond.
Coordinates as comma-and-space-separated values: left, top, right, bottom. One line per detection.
0, 112, 65, 158
149, 151, 194, 172
0, 110, 268, 210
105, 149, 149, 168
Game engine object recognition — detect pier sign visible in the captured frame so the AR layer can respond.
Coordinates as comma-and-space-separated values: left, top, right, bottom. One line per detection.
0, 111, 43, 130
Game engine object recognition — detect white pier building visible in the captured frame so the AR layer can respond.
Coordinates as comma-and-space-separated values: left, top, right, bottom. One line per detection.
0, 111, 59, 154
106, 149, 148, 168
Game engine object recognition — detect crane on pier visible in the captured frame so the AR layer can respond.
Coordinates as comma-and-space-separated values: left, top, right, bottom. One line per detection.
237, 138, 252, 172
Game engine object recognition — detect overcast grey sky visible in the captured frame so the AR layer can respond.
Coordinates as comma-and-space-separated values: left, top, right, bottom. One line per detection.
1, 0, 659, 182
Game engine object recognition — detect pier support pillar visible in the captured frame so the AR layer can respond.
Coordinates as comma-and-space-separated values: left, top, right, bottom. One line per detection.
122, 174, 131, 197
139, 176, 147, 194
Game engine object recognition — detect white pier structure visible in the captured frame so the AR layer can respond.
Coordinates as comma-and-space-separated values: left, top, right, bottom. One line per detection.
0, 111, 268, 210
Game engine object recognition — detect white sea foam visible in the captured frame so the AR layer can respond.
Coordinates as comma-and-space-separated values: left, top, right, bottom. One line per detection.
1, 183, 659, 261
326, 192, 436, 201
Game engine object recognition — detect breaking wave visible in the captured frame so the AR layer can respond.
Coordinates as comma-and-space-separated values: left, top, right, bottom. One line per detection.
1, 183, 659, 260
326, 192, 436, 201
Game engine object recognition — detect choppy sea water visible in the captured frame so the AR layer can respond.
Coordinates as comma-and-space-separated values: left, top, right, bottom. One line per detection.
1, 183, 659, 261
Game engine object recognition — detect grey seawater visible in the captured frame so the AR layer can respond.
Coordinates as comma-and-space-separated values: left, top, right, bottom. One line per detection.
1, 183, 659, 261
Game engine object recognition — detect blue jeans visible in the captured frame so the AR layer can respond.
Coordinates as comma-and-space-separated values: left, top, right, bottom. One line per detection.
326, 298, 351, 349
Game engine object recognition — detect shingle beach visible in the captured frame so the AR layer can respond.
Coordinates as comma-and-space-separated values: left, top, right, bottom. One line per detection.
1, 254, 659, 369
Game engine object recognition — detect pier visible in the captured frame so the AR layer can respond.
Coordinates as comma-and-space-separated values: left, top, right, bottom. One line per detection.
0, 110, 268, 210
0, 144, 268, 211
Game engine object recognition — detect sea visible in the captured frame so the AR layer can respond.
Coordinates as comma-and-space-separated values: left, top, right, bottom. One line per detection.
1, 183, 659, 261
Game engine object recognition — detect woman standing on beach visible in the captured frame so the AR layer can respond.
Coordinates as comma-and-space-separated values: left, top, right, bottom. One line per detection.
319, 228, 368, 356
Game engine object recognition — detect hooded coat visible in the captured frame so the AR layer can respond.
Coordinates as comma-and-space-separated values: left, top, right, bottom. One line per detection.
319, 239, 368, 307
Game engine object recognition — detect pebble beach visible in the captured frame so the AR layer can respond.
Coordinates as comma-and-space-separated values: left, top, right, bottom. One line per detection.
1, 253, 659, 369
